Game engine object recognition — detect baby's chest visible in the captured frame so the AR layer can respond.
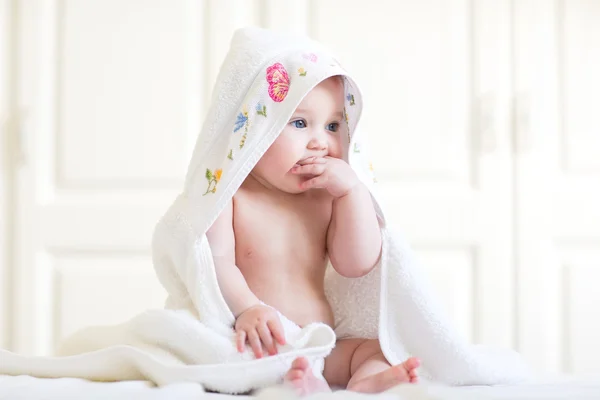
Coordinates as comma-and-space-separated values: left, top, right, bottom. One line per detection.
232, 195, 331, 257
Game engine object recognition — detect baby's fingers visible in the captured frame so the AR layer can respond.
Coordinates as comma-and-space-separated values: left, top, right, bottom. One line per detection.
297, 157, 327, 166
300, 174, 328, 190
291, 163, 325, 176
236, 330, 246, 353
247, 329, 263, 358
267, 319, 286, 346
257, 324, 276, 355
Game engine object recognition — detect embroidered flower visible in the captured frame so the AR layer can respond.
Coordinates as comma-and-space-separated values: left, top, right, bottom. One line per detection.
233, 105, 251, 149
347, 93, 355, 106
266, 63, 290, 102
234, 105, 249, 133
204, 168, 223, 195
298, 67, 307, 77
256, 103, 267, 117
302, 53, 318, 62
368, 162, 378, 183
343, 107, 351, 141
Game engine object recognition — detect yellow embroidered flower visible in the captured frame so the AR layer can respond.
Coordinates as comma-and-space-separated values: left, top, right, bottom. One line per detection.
203, 168, 223, 195
298, 67, 307, 77
369, 162, 374, 171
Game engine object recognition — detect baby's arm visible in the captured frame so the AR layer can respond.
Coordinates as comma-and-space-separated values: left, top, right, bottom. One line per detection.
206, 200, 260, 316
206, 199, 286, 357
327, 183, 382, 278
292, 156, 382, 278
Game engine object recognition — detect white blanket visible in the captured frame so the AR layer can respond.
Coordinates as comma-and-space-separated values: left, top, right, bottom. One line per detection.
0, 26, 530, 394
4, 374, 600, 400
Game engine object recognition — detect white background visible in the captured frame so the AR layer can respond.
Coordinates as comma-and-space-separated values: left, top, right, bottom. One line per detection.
0, 0, 599, 376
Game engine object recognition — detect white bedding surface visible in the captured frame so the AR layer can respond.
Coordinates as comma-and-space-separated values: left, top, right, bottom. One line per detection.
1, 375, 600, 400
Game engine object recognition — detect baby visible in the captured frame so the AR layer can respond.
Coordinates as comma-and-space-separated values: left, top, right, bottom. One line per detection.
206, 75, 420, 395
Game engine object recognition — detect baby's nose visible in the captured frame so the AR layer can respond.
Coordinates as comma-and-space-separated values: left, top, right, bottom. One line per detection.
307, 136, 328, 150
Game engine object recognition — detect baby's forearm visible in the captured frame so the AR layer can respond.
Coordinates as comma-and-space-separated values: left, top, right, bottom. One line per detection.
328, 183, 382, 277
214, 260, 260, 317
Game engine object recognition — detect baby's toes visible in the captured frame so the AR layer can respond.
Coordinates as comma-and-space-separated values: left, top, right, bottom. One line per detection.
291, 356, 310, 370
404, 357, 421, 371
405, 357, 420, 384
409, 369, 419, 384
286, 369, 305, 381
409, 367, 418, 377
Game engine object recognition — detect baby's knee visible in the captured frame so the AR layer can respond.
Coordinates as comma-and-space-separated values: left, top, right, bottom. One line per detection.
351, 339, 384, 371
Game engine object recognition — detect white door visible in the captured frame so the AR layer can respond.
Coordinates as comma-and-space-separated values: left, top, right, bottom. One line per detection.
11, 0, 206, 355
313, 0, 516, 348
515, 0, 600, 374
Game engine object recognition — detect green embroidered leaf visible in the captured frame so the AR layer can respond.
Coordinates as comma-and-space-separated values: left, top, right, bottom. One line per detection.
256, 105, 267, 117
205, 168, 213, 181
228, 149, 233, 160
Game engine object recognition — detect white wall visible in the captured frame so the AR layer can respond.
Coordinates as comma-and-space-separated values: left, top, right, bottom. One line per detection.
0, 0, 14, 351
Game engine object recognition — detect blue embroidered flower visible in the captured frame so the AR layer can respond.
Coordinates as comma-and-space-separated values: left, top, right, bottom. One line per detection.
256, 103, 267, 117
234, 111, 248, 133
346, 93, 355, 106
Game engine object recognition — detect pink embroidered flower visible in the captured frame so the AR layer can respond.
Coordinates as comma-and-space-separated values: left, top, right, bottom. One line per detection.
302, 53, 318, 62
266, 63, 290, 102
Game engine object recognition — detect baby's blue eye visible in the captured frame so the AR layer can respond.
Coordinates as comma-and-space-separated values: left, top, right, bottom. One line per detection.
327, 122, 340, 132
291, 119, 307, 129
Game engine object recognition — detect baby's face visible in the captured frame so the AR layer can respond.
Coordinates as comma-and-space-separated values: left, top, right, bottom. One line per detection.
251, 77, 346, 193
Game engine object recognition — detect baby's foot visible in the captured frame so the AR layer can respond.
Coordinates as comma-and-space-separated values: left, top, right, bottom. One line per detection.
349, 357, 421, 393
284, 357, 331, 396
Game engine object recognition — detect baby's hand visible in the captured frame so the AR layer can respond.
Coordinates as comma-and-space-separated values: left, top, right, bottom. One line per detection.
235, 304, 286, 358
292, 156, 359, 197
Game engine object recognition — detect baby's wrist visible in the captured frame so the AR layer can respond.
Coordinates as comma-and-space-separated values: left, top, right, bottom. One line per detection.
234, 300, 262, 318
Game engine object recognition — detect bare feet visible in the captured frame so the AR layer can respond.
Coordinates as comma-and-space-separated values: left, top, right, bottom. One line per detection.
348, 357, 421, 393
284, 357, 331, 396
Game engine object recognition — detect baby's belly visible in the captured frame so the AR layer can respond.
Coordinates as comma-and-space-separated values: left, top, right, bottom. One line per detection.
241, 268, 334, 328
256, 284, 334, 328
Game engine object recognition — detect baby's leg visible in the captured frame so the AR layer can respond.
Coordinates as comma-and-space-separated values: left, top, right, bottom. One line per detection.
324, 339, 420, 393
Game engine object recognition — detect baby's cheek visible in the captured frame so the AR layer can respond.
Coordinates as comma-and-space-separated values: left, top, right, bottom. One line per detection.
328, 140, 343, 159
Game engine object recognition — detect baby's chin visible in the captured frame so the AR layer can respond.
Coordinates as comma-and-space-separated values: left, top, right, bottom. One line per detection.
262, 173, 309, 194
279, 178, 309, 194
